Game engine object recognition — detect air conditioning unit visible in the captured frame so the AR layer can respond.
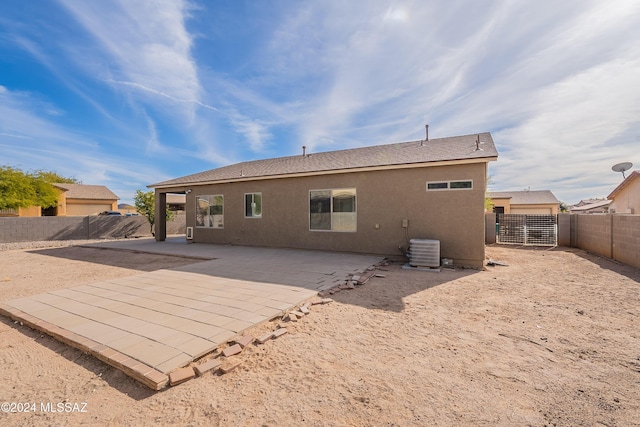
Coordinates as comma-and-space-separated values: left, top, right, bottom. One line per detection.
186, 226, 194, 240
409, 239, 440, 268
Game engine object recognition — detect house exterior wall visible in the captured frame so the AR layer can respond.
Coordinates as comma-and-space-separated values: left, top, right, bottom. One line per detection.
489, 200, 558, 214
510, 203, 558, 214
489, 198, 511, 213
65, 199, 118, 216
610, 179, 639, 214
18, 206, 42, 217
174, 163, 488, 267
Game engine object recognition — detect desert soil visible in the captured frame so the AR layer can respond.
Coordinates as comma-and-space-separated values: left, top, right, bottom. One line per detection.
0, 243, 639, 426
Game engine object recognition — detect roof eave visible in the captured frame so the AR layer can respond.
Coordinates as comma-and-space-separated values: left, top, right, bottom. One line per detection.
149, 156, 498, 190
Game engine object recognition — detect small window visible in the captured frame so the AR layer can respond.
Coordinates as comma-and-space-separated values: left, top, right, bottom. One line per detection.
245, 193, 262, 218
450, 181, 473, 189
426, 180, 473, 191
310, 188, 356, 232
195, 195, 224, 228
427, 182, 448, 190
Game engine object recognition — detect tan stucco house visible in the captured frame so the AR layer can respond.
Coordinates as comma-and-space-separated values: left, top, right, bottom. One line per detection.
150, 132, 498, 267
608, 171, 640, 214
1, 184, 119, 217
50, 184, 119, 216
487, 190, 560, 215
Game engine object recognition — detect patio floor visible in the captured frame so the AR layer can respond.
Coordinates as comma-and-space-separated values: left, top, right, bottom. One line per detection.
0, 238, 382, 389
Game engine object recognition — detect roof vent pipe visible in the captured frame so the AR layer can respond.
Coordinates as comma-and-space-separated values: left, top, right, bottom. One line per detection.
420, 124, 429, 146
302, 146, 306, 156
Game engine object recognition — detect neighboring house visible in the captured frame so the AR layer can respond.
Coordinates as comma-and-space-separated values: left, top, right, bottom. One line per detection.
0, 206, 41, 217
487, 190, 560, 215
49, 184, 119, 216
1, 184, 119, 217
569, 199, 612, 214
608, 171, 640, 214
167, 194, 186, 212
150, 132, 498, 267
118, 203, 137, 215
572, 198, 607, 208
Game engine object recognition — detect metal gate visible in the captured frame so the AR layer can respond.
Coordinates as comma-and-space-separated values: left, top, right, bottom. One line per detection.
496, 214, 557, 246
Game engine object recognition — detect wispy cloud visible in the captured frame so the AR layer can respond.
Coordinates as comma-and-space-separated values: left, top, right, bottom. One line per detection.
241, 0, 640, 202
0, 86, 171, 193
2, 0, 639, 204
58, 0, 201, 115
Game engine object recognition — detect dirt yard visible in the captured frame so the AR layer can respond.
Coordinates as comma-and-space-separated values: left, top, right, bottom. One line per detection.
1, 243, 639, 426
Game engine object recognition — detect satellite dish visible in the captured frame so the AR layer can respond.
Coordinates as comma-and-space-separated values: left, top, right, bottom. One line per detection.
612, 162, 633, 178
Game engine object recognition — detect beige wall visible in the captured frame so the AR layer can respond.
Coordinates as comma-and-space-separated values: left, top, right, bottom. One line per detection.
18, 206, 42, 217
56, 188, 67, 216
511, 204, 558, 214
66, 199, 117, 216
610, 179, 639, 214
164, 163, 489, 267
489, 199, 558, 214
570, 214, 640, 269
489, 197, 511, 213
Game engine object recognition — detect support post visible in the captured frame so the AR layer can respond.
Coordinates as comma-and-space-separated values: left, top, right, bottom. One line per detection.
155, 191, 167, 242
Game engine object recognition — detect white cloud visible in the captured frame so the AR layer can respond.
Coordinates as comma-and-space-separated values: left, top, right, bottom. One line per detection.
58, 0, 202, 121
0, 86, 171, 200
243, 0, 640, 202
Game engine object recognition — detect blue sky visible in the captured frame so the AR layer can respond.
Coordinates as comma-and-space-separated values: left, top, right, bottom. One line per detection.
1, 0, 639, 205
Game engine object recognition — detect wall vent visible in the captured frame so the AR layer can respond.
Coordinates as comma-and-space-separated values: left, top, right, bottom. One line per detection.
186, 226, 194, 240
409, 239, 440, 267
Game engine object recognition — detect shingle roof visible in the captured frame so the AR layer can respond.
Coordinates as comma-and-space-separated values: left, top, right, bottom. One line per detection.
54, 184, 119, 200
608, 171, 639, 199
487, 190, 559, 205
150, 132, 498, 188
570, 199, 612, 212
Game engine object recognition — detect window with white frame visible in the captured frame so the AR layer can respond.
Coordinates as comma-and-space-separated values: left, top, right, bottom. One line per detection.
195, 195, 224, 228
244, 192, 262, 218
427, 180, 473, 191
309, 188, 356, 232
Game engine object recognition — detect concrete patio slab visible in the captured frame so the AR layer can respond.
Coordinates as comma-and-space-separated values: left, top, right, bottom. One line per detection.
0, 239, 381, 389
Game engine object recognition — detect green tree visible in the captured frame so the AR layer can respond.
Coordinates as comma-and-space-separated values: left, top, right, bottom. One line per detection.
133, 189, 175, 235
34, 170, 80, 184
484, 175, 494, 212
559, 201, 568, 213
0, 166, 61, 210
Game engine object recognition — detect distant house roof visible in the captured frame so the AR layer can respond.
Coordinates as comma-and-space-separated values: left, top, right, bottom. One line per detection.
150, 132, 498, 188
54, 184, 119, 200
570, 199, 612, 212
573, 198, 607, 207
487, 190, 560, 205
607, 171, 639, 199
166, 194, 186, 204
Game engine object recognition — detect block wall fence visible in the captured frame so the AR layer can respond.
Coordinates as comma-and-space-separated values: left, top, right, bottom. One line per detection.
486, 213, 640, 269
0, 214, 186, 243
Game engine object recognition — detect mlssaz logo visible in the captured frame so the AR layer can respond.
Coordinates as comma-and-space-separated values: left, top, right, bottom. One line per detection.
40, 402, 88, 413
